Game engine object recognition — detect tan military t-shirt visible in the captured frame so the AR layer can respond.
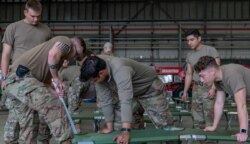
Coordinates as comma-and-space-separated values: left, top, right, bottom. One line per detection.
101, 51, 114, 56
214, 64, 250, 99
2, 20, 51, 61
186, 45, 219, 82
12, 36, 71, 83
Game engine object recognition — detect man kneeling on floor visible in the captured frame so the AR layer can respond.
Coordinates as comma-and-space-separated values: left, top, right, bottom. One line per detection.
80, 55, 177, 144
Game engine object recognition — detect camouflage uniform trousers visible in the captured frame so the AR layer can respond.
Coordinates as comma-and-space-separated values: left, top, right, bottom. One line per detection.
111, 97, 145, 130
191, 84, 215, 129
4, 91, 52, 144
5, 73, 72, 143
37, 116, 52, 143
137, 78, 174, 129
96, 89, 145, 130
65, 77, 90, 133
4, 93, 44, 144
4, 97, 21, 144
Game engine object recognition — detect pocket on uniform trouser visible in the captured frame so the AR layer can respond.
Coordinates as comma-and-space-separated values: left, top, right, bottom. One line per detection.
142, 78, 165, 98
4, 109, 19, 143
151, 78, 164, 90
5, 97, 15, 110
139, 95, 174, 128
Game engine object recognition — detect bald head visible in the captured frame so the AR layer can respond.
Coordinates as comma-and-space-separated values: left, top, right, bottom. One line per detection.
103, 42, 113, 53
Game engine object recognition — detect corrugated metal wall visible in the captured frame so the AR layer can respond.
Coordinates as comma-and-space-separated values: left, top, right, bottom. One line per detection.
1, 0, 250, 66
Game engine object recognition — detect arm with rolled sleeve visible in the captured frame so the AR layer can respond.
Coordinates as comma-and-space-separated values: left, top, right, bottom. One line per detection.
111, 66, 133, 144
113, 66, 134, 127
95, 83, 114, 122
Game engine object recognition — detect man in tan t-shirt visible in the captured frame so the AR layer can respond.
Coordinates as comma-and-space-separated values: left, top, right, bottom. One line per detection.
1, 0, 51, 143
194, 56, 249, 142
100, 42, 114, 56
181, 29, 220, 129
4, 36, 86, 144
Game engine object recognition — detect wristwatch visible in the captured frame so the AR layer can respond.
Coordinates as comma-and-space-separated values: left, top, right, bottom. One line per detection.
121, 128, 131, 132
0, 75, 7, 81
240, 129, 248, 134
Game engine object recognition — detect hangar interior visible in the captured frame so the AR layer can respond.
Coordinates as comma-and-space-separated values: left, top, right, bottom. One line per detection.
0, 1, 249, 143
1, 0, 250, 66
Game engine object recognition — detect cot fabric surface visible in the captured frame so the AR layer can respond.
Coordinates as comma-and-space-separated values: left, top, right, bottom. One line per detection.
73, 128, 250, 144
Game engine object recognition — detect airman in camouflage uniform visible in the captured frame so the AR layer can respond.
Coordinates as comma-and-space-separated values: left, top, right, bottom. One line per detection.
5, 74, 71, 143
4, 36, 87, 144
1, 0, 52, 143
181, 29, 220, 129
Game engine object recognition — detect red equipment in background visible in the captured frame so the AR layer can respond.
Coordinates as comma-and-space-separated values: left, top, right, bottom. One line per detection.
153, 66, 192, 99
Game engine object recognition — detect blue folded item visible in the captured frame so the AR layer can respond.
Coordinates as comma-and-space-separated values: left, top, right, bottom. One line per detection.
82, 98, 96, 103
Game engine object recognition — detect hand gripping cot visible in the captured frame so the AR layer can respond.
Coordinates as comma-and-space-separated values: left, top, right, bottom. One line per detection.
73, 128, 250, 144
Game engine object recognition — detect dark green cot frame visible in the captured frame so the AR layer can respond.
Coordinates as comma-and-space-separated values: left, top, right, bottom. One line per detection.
73, 128, 250, 144
71, 110, 194, 132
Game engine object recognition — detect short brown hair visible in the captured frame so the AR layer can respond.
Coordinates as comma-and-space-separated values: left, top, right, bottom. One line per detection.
185, 29, 201, 38
25, 0, 42, 12
73, 36, 87, 53
194, 56, 218, 73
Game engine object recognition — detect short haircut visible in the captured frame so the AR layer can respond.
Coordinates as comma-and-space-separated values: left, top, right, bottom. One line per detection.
185, 29, 201, 38
103, 42, 113, 49
194, 56, 218, 73
25, 0, 42, 12
73, 36, 86, 53
80, 56, 106, 82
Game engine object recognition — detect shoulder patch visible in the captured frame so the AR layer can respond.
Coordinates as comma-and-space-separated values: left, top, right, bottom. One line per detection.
56, 42, 70, 54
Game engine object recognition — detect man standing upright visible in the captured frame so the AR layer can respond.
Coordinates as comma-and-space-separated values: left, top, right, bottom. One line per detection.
181, 29, 220, 129
1, 0, 51, 143
101, 42, 114, 56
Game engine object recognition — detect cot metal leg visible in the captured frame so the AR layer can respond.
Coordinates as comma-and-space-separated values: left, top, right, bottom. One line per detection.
227, 112, 237, 130
224, 112, 229, 130
93, 119, 102, 132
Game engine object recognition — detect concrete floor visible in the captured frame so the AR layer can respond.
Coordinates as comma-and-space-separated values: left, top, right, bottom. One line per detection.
0, 103, 241, 144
